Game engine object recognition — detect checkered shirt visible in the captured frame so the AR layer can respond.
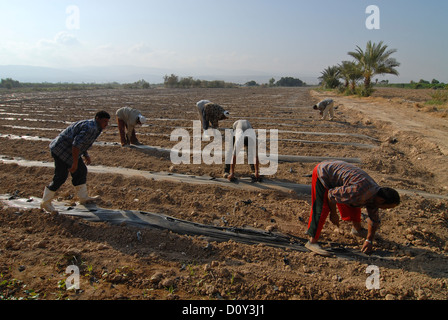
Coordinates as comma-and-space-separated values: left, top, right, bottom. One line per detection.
49, 119, 103, 166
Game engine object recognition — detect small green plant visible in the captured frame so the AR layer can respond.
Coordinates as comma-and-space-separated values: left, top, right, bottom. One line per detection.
167, 285, 175, 294
23, 287, 40, 300
85, 264, 93, 277
58, 279, 67, 290
187, 264, 195, 277
230, 273, 235, 285
0, 274, 41, 300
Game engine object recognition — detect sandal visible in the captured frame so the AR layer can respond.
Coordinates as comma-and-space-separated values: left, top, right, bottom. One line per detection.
305, 241, 332, 256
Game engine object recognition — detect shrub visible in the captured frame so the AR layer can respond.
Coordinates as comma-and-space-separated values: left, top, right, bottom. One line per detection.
427, 90, 448, 105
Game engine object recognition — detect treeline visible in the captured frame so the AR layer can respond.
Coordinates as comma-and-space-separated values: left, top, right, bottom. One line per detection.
0, 78, 22, 89
163, 74, 237, 88
163, 74, 307, 88
376, 79, 447, 90
0, 78, 152, 91
245, 77, 306, 87
2, 74, 309, 91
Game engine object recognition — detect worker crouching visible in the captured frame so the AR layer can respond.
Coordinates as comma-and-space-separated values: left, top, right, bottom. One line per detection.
116, 106, 147, 146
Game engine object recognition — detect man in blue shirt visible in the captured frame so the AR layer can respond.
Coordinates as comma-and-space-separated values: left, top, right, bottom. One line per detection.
41, 111, 110, 213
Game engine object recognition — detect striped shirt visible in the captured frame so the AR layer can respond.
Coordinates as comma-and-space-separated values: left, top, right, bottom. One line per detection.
316, 99, 333, 111
317, 160, 380, 215
49, 119, 103, 166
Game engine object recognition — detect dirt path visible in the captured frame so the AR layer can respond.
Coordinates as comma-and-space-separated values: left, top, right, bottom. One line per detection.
311, 89, 448, 192
311, 91, 448, 155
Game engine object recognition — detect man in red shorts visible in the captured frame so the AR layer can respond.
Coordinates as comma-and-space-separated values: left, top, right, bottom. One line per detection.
305, 160, 400, 256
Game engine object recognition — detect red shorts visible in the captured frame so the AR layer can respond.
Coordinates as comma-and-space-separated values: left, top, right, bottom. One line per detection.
306, 165, 361, 240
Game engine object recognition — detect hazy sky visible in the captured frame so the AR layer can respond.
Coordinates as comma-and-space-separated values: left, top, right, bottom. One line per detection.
0, 0, 447, 82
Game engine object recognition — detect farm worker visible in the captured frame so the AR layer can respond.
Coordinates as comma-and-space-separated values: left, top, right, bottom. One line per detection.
116, 106, 147, 146
305, 160, 400, 256
40, 111, 111, 214
313, 99, 335, 121
196, 100, 230, 131
224, 120, 261, 182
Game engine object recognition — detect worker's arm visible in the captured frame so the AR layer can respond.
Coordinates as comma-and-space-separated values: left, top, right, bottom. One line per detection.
327, 193, 340, 226
69, 146, 80, 173
362, 208, 380, 253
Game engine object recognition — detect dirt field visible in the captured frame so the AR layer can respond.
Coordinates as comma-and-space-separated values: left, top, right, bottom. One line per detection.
0, 86, 447, 303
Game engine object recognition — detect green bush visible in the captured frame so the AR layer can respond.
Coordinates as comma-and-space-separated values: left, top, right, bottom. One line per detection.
355, 85, 375, 97
427, 90, 448, 105
0, 78, 22, 89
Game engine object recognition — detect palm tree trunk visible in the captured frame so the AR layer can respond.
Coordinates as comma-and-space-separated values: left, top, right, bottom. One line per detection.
364, 76, 371, 89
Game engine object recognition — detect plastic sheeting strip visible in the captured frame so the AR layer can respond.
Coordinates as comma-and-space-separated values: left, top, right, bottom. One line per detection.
0, 194, 402, 261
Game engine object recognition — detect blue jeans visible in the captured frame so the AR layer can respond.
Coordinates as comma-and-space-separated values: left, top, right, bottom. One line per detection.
48, 152, 87, 191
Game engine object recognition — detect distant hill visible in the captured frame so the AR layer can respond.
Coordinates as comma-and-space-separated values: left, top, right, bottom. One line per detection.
0, 65, 166, 84
0, 65, 85, 83
0, 65, 319, 85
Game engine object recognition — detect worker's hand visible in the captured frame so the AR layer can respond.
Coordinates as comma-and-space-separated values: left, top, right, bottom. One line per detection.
69, 163, 78, 174
329, 211, 339, 227
361, 240, 373, 254
84, 156, 91, 165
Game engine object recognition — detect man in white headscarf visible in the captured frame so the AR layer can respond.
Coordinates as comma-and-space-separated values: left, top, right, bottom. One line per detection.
196, 100, 230, 131
116, 106, 147, 146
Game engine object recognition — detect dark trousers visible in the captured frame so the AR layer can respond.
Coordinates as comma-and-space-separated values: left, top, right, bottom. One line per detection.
48, 152, 87, 191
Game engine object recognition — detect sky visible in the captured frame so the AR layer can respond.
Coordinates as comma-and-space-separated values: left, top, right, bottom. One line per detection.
0, 0, 447, 83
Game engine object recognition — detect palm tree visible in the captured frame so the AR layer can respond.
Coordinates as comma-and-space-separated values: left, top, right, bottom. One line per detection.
318, 65, 341, 89
338, 61, 363, 93
348, 41, 400, 92
338, 61, 351, 89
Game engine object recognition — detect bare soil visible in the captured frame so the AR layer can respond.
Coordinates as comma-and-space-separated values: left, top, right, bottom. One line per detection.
0, 87, 447, 302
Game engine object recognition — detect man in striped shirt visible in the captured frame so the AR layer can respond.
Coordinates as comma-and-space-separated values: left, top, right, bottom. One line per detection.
313, 99, 335, 121
305, 160, 400, 256
40, 111, 111, 214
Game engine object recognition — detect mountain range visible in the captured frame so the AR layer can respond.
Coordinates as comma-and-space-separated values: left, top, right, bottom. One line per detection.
0, 65, 319, 85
